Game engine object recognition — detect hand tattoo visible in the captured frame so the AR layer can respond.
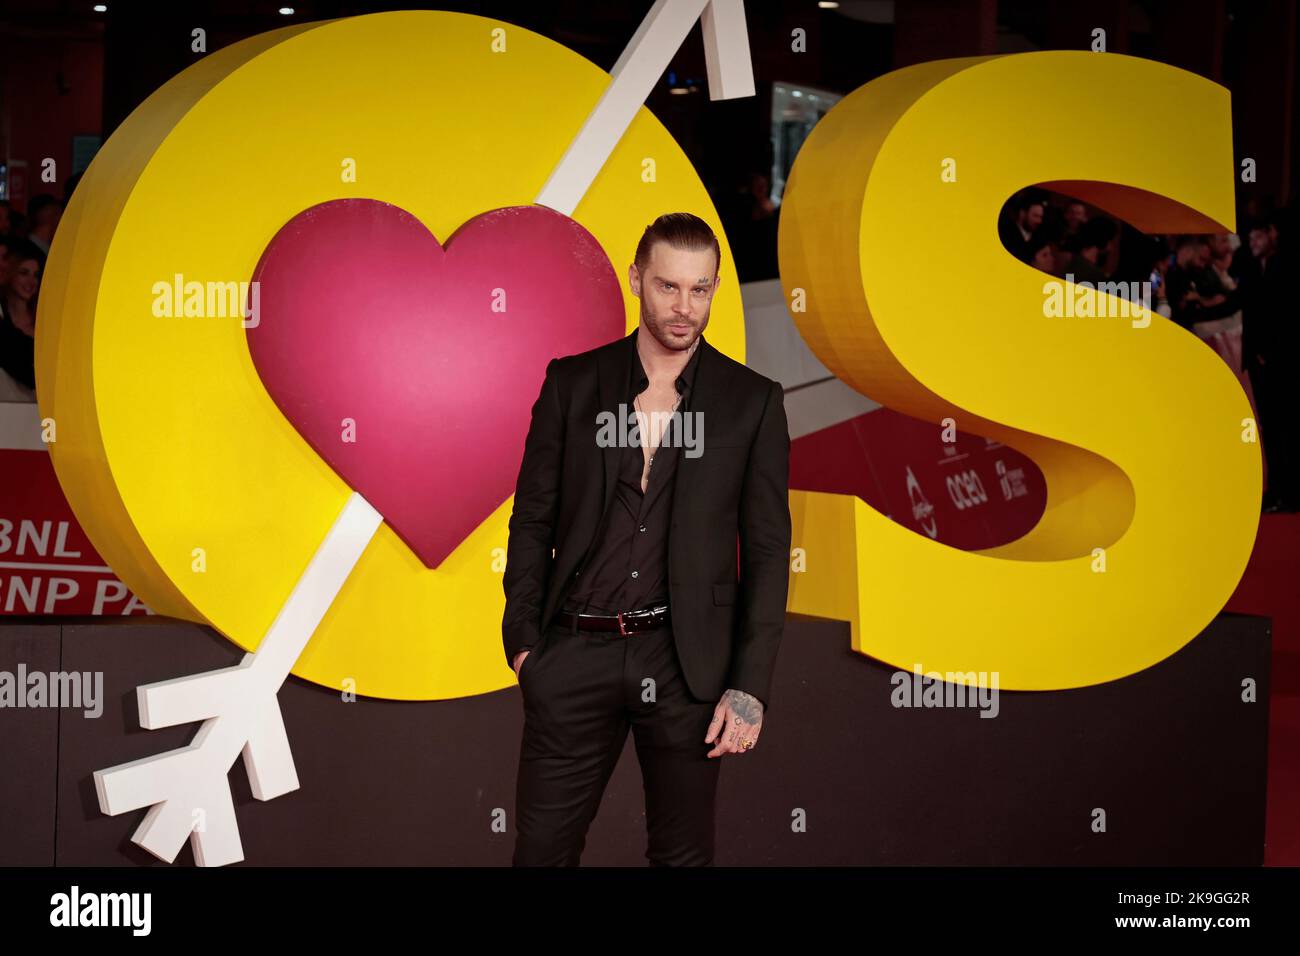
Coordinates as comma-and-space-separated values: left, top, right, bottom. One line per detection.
706, 689, 764, 757
723, 688, 762, 726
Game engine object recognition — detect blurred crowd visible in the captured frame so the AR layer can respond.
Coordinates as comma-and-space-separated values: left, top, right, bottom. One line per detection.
1000, 189, 1298, 512
0, 191, 65, 404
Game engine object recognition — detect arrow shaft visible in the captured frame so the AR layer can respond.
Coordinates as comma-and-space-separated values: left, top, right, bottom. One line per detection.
535, 0, 754, 215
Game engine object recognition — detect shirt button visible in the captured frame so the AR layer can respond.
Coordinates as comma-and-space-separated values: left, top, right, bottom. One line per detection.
638, 525, 646, 532
630, 570, 639, 578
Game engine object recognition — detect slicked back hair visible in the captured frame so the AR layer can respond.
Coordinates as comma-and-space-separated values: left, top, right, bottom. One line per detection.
633, 212, 720, 281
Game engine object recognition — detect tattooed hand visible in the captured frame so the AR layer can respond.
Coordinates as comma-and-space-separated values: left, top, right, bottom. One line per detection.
705, 688, 764, 758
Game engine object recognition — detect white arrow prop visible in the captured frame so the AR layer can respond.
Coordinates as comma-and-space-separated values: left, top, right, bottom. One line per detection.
537, 0, 754, 215
94, 494, 381, 866
93, 0, 754, 866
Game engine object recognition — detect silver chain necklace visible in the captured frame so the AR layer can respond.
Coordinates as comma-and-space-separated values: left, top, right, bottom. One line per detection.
634, 337, 696, 465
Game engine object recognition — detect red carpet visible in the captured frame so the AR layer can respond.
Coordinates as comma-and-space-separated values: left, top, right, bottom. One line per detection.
1224, 511, 1300, 866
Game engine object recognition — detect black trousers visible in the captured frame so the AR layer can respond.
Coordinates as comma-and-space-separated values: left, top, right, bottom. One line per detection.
512, 617, 721, 866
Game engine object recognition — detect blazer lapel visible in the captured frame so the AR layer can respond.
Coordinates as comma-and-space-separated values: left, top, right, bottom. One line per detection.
597, 328, 637, 516
668, 333, 716, 528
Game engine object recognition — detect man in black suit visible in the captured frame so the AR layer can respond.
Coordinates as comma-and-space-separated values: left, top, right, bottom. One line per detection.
502, 212, 791, 866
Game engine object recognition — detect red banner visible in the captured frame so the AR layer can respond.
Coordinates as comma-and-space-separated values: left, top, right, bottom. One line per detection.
0, 447, 150, 616
790, 407, 1047, 550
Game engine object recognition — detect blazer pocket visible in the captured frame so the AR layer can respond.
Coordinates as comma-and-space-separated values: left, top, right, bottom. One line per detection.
712, 581, 737, 605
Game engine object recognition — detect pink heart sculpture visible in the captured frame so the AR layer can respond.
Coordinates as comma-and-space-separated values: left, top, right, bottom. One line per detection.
247, 199, 624, 569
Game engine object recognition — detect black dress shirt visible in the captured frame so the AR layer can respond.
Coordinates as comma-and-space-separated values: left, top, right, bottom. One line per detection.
559, 334, 703, 618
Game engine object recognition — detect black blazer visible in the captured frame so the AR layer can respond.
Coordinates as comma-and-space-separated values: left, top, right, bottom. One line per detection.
502, 327, 792, 710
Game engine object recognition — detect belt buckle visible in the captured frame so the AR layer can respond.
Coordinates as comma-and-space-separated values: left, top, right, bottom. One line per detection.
617, 610, 629, 636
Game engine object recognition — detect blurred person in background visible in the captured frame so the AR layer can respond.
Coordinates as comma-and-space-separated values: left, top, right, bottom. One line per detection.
0, 234, 14, 288
1166, 236, 1237, 331
1058, 217, 1116, 284
1114, 234, 1170, 318
1184, 232, 1247, 372
0, 238, 43, 403
1238, 210, 1298, 511
718, 167, 779, 282
1063, 200, 1089, 242
25, 194, 62, 256
1023, 232, 1056, 273
999, 190, 1044, 262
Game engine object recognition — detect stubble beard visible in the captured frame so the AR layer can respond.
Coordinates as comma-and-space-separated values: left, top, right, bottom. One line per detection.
641, 299, 708, 353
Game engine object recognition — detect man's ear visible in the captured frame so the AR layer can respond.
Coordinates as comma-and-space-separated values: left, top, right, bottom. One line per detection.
628, 263, 642, 296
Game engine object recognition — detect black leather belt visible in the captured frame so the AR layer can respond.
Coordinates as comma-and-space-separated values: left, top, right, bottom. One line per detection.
554, 603, 670, 635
